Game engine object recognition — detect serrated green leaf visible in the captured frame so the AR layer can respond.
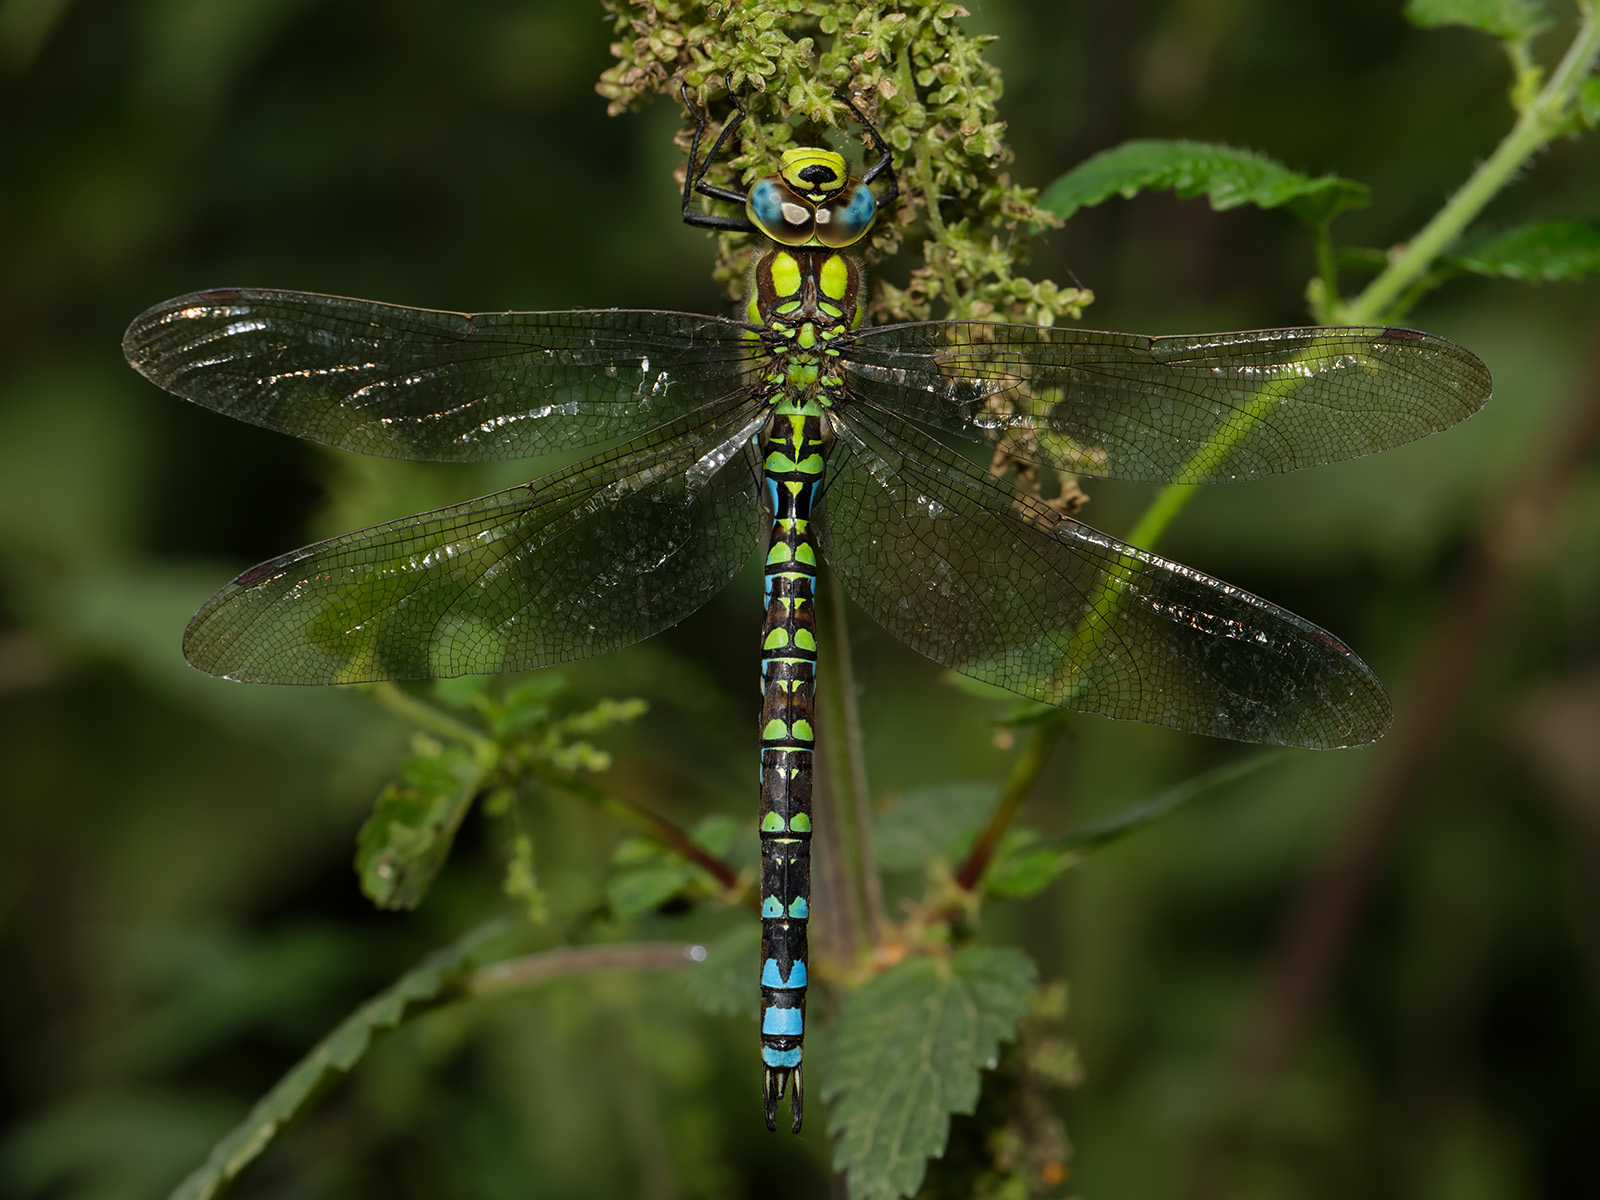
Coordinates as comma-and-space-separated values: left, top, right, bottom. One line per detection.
824, 948, 1037, 1200
682, 923, 760, 1018
400, 743, 481, 794
1443, 219, 1600, 282
490, 674, 566, 735
356, 747, 487, 910
1040, 139, 1370, 228
606, 814, 743, 919
605, 863, 692, 919
872, 782, 998, 870
1404, 0, 1552, 43
983, 830, 1067, 899
1040, 752, 1282, 859
167, 920, 508, 1200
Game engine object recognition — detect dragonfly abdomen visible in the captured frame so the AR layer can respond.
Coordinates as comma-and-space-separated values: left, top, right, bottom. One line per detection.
756, 403, 829, 1133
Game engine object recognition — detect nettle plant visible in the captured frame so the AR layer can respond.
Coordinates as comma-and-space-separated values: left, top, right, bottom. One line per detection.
166, 3, 1598, 1199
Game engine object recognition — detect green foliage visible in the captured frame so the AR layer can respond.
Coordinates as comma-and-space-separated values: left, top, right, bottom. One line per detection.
683, 923, 763, 1018
1040, 139, 1371, 229
1582, 75, 1600, 127
984, 753, 1285, 899
873, 781, 998, 870
9, 1, 1600, 1197
1441, 219, 1600, 282
606, 813, 740, 919
1404, 0, 1553, 44
167, 921, 509, 1200
358, 676, 647, 916
598, 0, 1090, 325
357, 739, 488, 910
823, 948, 1036, 1200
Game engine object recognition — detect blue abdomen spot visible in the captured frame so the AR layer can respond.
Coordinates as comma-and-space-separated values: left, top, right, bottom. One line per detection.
762, 1006, 804, 1036
762, 896, 784, 918
762, 1046, 803, 1068
761, 958, 808, 989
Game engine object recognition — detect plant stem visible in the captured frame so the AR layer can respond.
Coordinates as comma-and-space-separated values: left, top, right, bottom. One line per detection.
369, 681, 492, 750
563, 778, 743, 894
1342, 9, 1600, 325
817, 571, 885, 946
1119, 8, 1600, 555
466, 941, 704, 996
954, 718, 1066, 892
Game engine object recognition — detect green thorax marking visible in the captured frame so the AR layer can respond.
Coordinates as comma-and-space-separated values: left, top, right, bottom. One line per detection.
750, 248, 867, 410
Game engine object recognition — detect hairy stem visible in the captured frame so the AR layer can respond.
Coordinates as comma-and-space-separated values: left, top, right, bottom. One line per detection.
1122, 9, 1600, 555
1342, 9, 1600, 325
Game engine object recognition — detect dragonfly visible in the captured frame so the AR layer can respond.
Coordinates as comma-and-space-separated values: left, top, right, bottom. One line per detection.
122, 86, 1491, 1134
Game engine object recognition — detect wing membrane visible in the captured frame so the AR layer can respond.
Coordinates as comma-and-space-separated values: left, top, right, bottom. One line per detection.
841, 322, 1491, 483
817, 408, 1391, 747
124, 288, 760, 461
185, 398, 767, 683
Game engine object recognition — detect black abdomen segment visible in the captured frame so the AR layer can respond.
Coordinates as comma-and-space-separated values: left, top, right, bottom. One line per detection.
757, 407, 828, 1133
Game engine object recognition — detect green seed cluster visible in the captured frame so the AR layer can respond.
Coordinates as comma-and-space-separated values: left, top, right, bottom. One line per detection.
597, 0, 1092, 327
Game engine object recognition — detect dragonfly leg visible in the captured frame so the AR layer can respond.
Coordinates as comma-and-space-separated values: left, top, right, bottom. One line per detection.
680, 79, 757, 231
832, 88, 898, 208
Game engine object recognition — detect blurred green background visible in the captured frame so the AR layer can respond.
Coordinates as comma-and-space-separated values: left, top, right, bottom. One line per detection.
2, 1, 1598, 1197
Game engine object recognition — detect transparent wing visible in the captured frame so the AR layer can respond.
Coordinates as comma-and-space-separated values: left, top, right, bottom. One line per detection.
124, 288, 760, 461
841, 322, 1491, 483
817, 408, 1391, 747
185, 398, 767, 683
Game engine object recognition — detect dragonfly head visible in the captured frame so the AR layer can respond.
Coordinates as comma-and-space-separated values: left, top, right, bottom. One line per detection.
747, 147, 878, 249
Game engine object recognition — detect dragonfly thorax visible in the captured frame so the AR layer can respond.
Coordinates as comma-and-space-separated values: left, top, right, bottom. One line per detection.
747, 247, 867, 399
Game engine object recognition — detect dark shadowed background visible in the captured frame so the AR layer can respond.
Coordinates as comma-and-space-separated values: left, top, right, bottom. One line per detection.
2, 1, 1598, 1196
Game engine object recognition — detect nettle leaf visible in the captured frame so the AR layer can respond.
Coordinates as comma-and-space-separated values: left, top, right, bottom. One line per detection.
1404, 0, 1552, 43
169, 920, 507, 1200
978, 754, 1282, 900
490, 674, 567, 736
683, 922, 760, 1018
356, 744, 487, 910
606, 862, 692, 920
824, 947, 1036, 1200
1443, 219, 1600, 283
1041, 139, 1370, 228
872, 782, 998, 870
983, 829, 1067, 900
1040, 752, 1281, 859
606, 814, 743, 919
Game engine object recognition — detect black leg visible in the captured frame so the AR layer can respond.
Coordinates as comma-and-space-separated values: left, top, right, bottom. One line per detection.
681, 80, 757, 232
834, 89, 898, 210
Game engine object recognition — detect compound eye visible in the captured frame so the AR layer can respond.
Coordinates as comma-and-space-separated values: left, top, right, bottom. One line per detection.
815, 182, 877, 248
747, 177, 816, 246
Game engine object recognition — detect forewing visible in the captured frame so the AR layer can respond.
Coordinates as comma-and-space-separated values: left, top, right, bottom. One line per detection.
816, 409, 1391, 748
124, 288, 759, 461
841, 322, 1490, 483
185, 398, 767, 683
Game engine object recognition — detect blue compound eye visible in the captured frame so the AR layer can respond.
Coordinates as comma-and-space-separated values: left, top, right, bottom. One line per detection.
747, 178, 815, 246
815, 183, 877, 248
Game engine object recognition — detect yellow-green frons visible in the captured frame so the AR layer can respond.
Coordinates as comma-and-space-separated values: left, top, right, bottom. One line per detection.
779, 147, 847, 197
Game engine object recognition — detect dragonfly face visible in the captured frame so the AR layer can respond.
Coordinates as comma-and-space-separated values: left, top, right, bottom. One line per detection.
121, 85, 1491, 1137
746, 147, 880, 247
